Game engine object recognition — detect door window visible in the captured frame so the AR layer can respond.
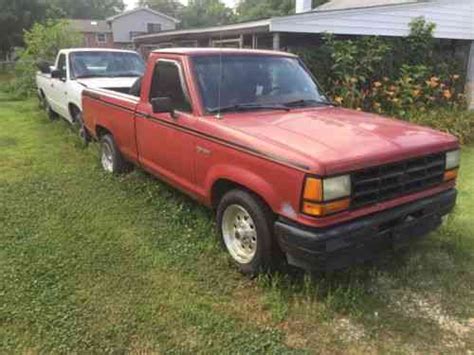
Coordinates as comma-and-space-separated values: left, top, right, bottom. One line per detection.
149, 60, 191, 113
57, 54, 67, 79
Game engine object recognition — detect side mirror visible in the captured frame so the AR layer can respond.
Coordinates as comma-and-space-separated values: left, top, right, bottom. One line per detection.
37, 60, 51, 74
151, 97, 174, 114
51, 69, 65, 81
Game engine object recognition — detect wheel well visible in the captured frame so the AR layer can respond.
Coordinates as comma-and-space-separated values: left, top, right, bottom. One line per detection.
68, 103, 80, 121
96, 125, 111, 139
211, 179, 271, 211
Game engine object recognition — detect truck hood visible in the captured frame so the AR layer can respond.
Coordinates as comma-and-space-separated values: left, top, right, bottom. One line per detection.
219, 107, 458, 174
76, 77, 138, 89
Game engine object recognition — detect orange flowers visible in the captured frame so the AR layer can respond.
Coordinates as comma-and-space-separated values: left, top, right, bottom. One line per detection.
443, 90, 452, 99
334, 96, 344, 104
330, 70, 463, 118
427, 76, 440, 88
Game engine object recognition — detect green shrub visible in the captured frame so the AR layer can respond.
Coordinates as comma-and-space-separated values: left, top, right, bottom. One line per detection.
0, 70, 15, 95
406, 109, 474, 145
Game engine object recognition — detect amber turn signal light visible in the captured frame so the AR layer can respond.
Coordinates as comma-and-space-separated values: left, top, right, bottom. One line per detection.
302, 199, 351, 217
444, 169, 458, 182
303, 177, 323, 202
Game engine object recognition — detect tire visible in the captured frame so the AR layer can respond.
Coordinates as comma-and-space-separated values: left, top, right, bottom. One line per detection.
44, 98, 58, 121
99, 134, 130, 174
37, 92, 46, 110
216, 189, 283, 276
73, 110, 91, 146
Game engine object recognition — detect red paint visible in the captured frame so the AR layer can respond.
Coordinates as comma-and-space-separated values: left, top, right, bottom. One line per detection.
82, 49, 459, 229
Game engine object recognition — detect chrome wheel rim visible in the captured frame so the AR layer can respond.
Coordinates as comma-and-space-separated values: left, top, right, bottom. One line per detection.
101, 142, 114, 172
222, 204, 257, 264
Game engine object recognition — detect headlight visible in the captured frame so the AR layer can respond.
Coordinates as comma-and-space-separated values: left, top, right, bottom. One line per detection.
444, 150, 460, 182
445, 150, 460, 171
323, 175, 351, 201
302, 175, 351, 217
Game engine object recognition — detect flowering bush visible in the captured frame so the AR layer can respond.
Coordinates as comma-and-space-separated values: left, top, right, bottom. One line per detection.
337, 65, 465, 118
296, 17, 470, 142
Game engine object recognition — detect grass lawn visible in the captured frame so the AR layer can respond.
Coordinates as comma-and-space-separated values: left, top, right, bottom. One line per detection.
1, 92, 473, 353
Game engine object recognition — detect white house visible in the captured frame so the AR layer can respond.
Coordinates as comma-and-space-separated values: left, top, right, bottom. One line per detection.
68, 7, 180, 49
107, 7, 180, 47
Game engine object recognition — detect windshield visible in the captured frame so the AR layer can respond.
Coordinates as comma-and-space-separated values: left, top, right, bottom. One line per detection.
192, 55, 329, 113
70, 51, 145, 79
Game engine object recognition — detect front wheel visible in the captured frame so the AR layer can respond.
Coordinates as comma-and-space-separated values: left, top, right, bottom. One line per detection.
216, 189, 283, 276
37, 92, 46, 110
100, 134, 130, 174
44, 98, 58, 121
74, 111, 91, 145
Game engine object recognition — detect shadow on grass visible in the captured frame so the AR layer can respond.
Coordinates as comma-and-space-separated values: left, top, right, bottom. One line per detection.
102, 156, 473, 320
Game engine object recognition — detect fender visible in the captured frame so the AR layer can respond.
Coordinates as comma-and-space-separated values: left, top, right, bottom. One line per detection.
204, 163, 281, 213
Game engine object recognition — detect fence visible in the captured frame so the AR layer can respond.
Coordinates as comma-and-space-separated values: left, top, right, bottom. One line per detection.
0, 61, 15, 72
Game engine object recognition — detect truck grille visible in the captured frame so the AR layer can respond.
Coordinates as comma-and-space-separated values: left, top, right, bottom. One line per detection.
351, 153, 445, 208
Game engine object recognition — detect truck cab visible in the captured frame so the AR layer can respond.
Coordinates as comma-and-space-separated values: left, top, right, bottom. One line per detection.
82, 48, 460, 275
36, 48, 144, 128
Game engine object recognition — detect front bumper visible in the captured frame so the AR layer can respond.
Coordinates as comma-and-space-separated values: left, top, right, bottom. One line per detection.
275, 189, 457, 271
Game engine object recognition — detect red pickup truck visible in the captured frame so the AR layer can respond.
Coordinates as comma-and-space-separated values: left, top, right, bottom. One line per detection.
82, 48, 460, 275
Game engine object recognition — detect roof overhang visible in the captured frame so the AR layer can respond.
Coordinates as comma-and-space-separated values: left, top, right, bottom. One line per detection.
107, 7, 180, 24
271, 0, 474, 40
134, 20, 271, 44
134, 0, 473, 45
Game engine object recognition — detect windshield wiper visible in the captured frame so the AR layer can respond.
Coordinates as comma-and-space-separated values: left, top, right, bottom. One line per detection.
112, 73, 142, 77
208, 103, 290, 114
284, 99, 333, 108
75, 74, 108, 79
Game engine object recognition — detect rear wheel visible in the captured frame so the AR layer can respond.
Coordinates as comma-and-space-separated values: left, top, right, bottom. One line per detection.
100, 134, 130, 174
216, 189, 283, 276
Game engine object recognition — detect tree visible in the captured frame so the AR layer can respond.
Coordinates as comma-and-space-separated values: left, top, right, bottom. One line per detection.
49, 0, 125, 19
181, 0, 235, 28
141, 0, 234, 28
236, 0, 329, 21
0, 0, 50, 58
0, 0, 125, 59
13, 20, 82, 96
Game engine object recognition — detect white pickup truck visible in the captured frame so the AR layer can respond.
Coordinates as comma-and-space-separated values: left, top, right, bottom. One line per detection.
36, 48, 145, 135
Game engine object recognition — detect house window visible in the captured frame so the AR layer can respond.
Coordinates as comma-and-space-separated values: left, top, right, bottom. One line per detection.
96, 33, 107, 44
147, 23, 162, 34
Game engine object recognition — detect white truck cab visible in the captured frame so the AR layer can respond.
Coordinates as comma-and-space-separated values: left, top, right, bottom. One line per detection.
36, 48, 144, 124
